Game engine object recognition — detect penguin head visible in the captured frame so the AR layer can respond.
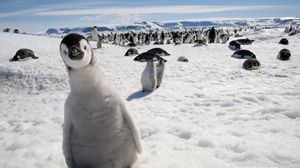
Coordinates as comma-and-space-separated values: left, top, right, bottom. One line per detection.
60, 33, 93, 69
243, 59, 261, 70
277, 49, 291, 60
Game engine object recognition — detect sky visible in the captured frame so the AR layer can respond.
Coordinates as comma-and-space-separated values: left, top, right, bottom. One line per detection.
0, 0, 300, 33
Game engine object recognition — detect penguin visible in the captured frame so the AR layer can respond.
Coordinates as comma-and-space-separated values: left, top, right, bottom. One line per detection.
87, 26, 102, 48
228, 40, 241, 51
156, 57, 167, 88
60, 33, 142, 168
242, 59, 261, 70
133, 52, 162, 92
208, 27, 216, 43
219, 34, 229, 44
231, 49, 256, 59
124, 48, 139, 56
87, 26, 99, 41
177, 56, 189, 62
147, 48, 170, 56
3, 28, 10, 32
277, 49, 291, 61
279, 38, 289, 45
236, 38, 254, 45
10, 48, 38, 62
14, 29, 20, 33
183, 34, 193, 44
194, 39, 207, 47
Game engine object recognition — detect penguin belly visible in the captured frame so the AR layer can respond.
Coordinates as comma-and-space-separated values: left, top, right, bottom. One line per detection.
67, 95, 137, 168
141, 62, 157, 92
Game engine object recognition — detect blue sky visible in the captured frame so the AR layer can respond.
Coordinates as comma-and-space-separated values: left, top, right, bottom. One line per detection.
0, 0, 300, 33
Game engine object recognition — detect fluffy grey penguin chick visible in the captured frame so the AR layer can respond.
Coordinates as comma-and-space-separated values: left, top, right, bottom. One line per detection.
156, 58, 167, 88
60, 33, 142, 168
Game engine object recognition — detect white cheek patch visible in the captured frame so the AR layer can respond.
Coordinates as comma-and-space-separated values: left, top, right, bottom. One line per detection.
60, 40, 92, 69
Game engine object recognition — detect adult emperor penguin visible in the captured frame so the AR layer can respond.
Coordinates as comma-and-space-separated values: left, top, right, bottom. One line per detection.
60, 33, 142, 168
134, 52, 162, 92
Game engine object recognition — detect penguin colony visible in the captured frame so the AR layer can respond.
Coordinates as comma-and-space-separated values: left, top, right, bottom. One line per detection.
7, 24, 296, 168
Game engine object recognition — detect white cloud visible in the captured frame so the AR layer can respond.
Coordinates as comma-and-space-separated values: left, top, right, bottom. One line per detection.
0, 8, 49, 18
36, 5, 273, 16
78, 14, 143, 25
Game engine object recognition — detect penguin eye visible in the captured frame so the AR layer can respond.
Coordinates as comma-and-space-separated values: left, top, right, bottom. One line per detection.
84, 46, 87, 50
64, 50, 67, 55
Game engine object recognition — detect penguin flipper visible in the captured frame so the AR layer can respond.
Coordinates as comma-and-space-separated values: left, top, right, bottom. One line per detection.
63, 103, 74, 168
121, 104, 142, 154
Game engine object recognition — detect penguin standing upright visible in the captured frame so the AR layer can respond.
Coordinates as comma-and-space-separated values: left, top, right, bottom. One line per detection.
91, 26, 99, 41
156, 58, 167, 88
60, 33, 142, 168
161, 31, 165, 44
208, 27, 216, 43
134, 52, 162, 92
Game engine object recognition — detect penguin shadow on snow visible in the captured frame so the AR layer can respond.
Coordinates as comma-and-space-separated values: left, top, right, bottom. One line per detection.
127, 90, 152, 101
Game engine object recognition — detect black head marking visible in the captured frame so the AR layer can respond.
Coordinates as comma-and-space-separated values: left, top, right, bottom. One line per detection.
61, 33, 87, 49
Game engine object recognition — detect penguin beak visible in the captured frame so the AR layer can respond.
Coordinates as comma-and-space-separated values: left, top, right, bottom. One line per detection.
69, 46, 84, 60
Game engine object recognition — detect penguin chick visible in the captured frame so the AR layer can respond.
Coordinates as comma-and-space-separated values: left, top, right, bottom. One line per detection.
60, 33, 142, 168
156, 57, 167, 88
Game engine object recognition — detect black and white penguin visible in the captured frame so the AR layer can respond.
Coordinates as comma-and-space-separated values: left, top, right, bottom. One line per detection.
220, 34, 230, 44
14, 29, 20, 33
243, 59, 261, 70
3, 28, 11, 32
147, 48, 170, 56
277, 49, 291, 61
228, 40, 241, 51
279, 38, 289, 45
134, 52, 162, 92
208, 27, 216, 43
60, 33, 142, 168
232, 49, 256, 59
236, 38, 254, 45
194, 39, 207, 47
10, 48, 38, 62
124, 48, 139, 56
177, 56, 189, 62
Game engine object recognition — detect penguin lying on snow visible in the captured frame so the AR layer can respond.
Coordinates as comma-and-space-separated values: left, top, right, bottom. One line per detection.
194, 39, 207, 47
236, 38, 254, 45
243, 59, 261, 70
10, 48, 38, 62
232, 49, 256, 59
177, 56, 189, 62
60, 33, 142, 168
134, 52, 166, 92
228, 40, 241, 51
277, 49, 291, 61
124, 48, 139, 56
279, 38, 289, 45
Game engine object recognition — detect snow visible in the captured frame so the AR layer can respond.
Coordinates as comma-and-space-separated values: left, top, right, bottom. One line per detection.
0, 28, 300, 168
